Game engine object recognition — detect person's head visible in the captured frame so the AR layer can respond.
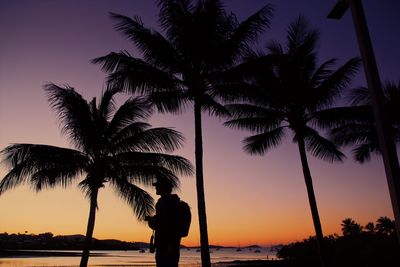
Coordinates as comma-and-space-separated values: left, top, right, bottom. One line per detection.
152, 178, 173, 196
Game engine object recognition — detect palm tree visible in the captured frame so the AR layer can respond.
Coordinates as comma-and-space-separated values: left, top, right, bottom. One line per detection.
329, 81, 400, 162
376, 216, 396, 236
223, 17, 360, 267
92, 1, 273, 265
0, 84, 193, 267
365, 222, 375, 234
341, 218, 363, 236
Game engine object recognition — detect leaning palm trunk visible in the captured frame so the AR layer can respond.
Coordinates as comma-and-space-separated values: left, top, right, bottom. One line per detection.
194, 100, 211, 267
297, 137, 327, 267
80, 188, 99, 267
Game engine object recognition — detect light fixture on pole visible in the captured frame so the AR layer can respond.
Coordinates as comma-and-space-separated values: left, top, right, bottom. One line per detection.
328, 0, 400, 243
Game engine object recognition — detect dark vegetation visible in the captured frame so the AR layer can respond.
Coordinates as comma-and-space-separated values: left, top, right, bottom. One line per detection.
276, 216, 399, 267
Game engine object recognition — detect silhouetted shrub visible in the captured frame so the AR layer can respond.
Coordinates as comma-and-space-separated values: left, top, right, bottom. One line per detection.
277, 217, 399, 267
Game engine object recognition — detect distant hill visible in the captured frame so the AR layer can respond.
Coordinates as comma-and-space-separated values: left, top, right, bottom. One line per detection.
0, 232, 142, 250
0, 233, 270, 251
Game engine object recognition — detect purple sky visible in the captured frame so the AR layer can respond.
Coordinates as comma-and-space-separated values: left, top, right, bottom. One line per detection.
0, 0, 399, 246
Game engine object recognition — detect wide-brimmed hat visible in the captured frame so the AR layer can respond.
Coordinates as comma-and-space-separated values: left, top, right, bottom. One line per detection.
152, 178, 173, 189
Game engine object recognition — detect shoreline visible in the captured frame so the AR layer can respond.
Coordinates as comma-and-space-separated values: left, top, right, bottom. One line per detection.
0, 249, 106, 257
0, 249, 284, 267
213, 260, 286, 267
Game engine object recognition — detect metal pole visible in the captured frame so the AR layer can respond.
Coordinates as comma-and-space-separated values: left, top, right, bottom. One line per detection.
346, 0, 400, 241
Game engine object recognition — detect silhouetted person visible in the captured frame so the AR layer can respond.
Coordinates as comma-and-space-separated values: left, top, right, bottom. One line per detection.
145, 178, 182, 267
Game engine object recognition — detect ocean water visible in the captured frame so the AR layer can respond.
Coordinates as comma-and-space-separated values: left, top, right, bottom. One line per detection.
0, 247, 277, 266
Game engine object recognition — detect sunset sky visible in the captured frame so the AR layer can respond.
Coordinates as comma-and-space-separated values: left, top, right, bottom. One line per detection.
0, 0, 399, 247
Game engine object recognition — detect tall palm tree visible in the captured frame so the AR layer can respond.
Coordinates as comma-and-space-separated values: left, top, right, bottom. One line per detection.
223, 17, 360, 267
0, 84, 193, 267
329, 81, 400, 162
92, 1, 273, 265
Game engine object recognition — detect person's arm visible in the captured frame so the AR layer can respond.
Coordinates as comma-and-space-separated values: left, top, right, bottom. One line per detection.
145, 215, 158, 230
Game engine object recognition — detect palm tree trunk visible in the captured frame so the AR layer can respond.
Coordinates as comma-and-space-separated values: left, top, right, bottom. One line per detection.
80, 188, 99, 267
297, 137, 328, 267
194, 100, 211, 267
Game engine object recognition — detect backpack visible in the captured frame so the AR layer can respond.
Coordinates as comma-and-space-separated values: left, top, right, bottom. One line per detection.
177, 200, 191, 237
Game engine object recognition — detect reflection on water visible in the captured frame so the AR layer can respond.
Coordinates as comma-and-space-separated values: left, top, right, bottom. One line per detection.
0, 248, 277, 266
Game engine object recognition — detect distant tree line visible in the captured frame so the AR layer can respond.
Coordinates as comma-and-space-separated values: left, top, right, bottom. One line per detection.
0, 232, 142, 251
277, 216, 399, 267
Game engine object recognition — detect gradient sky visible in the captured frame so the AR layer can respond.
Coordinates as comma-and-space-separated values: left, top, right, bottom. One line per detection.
0, 0, 399, 247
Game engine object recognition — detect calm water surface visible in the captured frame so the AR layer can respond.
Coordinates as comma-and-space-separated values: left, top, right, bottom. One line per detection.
0, 248, 277, 266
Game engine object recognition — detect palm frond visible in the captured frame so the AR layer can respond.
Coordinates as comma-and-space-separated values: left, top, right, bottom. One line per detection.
106, 97, 152, 140
44, 83, 94, 151
0, 144, 87, 194
98, 86, 122, 121
110, 13, 182, 73
214, 83, 260, 104
116, 165, 180, 188
89, 97, 97, 115
112, 127, 186, 154
114, 152, 193, 178
92, 51, 127, 73
157, 0, 194, 44
279, 16, 319, 83
234, 4, 273, 45
330, 121, 384, 163
93, 52, 182, 94
112, 179, 155, 220
224, 117, 280, 133
347, 81, 400, 131
201, 94, 230, 117
349, 86, 370, 105
384, 81, 400, 126
310, 58, 337, 87
226, 103, 282, 119
353, 143, 376, 163
286, 16, 318, 57
267, 41, 284, 55
109, 122, 151, 148
210, 66, 262, 102
330, 123, 375, 146
243, 127, 285, 155
148, 90, 190, 114
314, 57, 361, 109
303, 127, 345, 162
384, 81, 400, 105
311, 105, 373, 129
350, 82, 400, 107
221, 4, 273, 64
224, 104, 284, 132
29, 168, 76, 192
